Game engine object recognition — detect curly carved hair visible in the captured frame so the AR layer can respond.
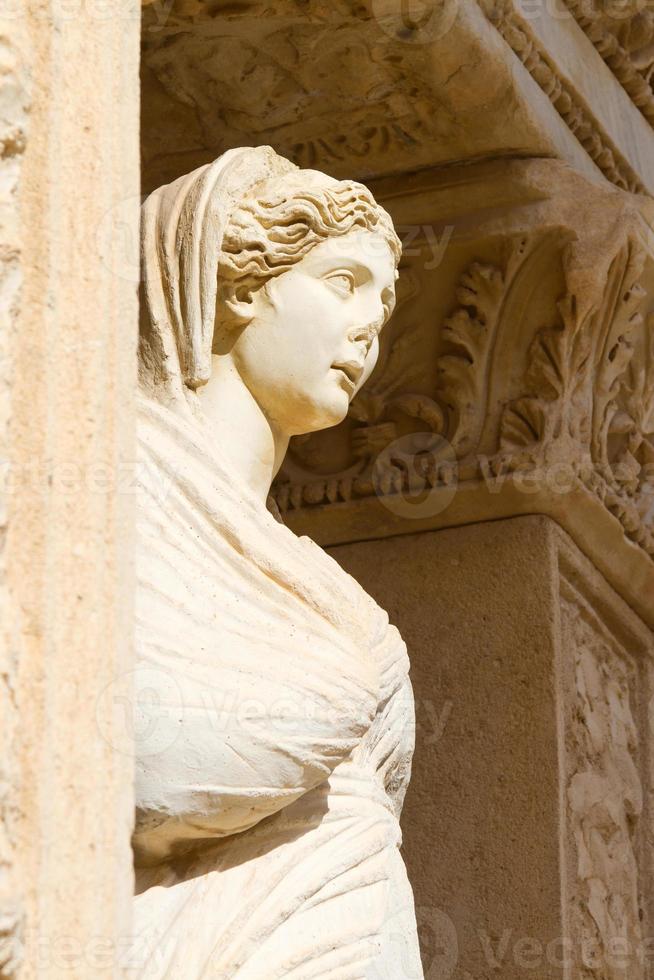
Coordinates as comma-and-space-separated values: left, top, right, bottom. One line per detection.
139, 148, 402, 394
218, 170, 402, 307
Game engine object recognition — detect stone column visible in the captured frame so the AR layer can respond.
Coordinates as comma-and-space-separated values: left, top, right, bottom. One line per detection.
1, 2, 139, 976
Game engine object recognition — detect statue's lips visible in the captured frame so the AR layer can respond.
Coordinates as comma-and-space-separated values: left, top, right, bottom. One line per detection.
331, 360, 364, 393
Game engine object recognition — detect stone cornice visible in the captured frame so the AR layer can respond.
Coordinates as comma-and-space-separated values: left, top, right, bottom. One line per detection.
481, 0, 647, 193
563, 0, 654, 128
141, 0, 651, 193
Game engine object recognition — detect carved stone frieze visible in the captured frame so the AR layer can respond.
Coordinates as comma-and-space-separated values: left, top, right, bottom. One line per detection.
140, 0, 470, 189
276, 232, 654, 557
559, 582, 648, 978
140, 0, 654, 196
564, 0, 654, 127
481, 0, 647, 193
273, 158, 654, 625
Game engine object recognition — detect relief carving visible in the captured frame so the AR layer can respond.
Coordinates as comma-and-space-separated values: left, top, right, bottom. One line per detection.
482, 0, 647, 194
499, 240, 654, 557
140, 2, 442, 188
561, 596, 644, 978
564, 0, 654, 127
274, 186, 654, 584
142, 0, 641, 199
437, 261, 506, 456
437, 239, 529, 456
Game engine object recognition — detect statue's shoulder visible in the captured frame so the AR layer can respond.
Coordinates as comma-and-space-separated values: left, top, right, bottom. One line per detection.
294, 530, 406, 650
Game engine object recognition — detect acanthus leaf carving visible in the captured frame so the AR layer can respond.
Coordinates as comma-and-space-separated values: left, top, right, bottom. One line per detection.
437, 261, 507, 457
592, 244, 646, 477
499, 239, 654, 555
436, 238, 540, 460
621, 319, 654, 517
501, 291, 595, 468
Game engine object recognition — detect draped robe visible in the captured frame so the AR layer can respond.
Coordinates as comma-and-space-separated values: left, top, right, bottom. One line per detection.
130, 395, 423, 979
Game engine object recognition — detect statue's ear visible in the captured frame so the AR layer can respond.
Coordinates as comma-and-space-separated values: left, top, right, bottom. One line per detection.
212, 281, 258, 354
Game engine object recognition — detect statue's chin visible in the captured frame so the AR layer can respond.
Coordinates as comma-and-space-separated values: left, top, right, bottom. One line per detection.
283, 386, 351, 437
299, 401, 350, 436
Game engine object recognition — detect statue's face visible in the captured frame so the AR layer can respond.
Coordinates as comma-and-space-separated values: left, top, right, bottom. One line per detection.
229, 228, 397, 436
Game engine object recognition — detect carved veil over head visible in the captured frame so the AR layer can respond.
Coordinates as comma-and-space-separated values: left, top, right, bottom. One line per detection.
139, 144, 400, 401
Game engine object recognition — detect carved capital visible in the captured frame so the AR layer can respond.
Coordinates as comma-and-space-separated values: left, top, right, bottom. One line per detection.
273, 158, 654, 625
493, 237, 653, 557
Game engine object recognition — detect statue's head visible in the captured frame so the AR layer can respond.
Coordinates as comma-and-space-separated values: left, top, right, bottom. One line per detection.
140, 146, 401, 436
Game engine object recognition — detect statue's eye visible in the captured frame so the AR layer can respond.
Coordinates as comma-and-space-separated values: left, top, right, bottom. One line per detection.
324, 270, 355, 297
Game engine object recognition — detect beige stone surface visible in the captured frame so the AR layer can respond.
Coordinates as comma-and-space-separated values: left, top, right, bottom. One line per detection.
331, 516, 654, 979
1, 2, 140, 976
0, 18, 28, 978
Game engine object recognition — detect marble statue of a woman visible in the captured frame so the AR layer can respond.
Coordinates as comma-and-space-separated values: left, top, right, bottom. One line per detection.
132, 146, 422, 979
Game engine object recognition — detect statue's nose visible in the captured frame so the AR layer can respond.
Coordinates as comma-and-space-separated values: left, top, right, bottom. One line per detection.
347, 320, 381, 352
348, 324, 370, 343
